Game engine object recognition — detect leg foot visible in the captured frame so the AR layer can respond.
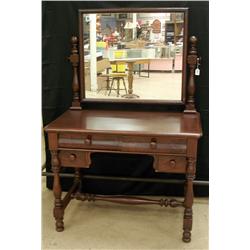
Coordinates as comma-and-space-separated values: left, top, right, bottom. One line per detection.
182, 203, 193, 242
182, 207, 192, 242
182, 231, 191, 242
54, 206, 64, 232
56, 222, 64, 232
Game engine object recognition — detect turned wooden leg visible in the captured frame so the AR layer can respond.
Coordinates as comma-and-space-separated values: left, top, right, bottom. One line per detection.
182, 157, 196, 243
127, 63, 133, 94
51, 150, 64, 232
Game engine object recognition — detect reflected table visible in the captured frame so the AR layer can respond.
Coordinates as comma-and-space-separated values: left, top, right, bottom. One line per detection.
110, 58, 151, 98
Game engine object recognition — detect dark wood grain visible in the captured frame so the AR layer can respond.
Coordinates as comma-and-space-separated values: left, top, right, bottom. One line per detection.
45, 109, 202, 241
154, 155, 186, 173
72, 192, 184, 207
185, 36, 198, 113
51, 150, 64, 232
69, 36, 81, 109
182, 138, 198, 242
58, 150, 91, 168
44, 110, 202, 137
44, 8, 203, 242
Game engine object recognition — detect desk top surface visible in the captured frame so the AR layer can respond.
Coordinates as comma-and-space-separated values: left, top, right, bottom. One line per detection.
45, 110, 202, 137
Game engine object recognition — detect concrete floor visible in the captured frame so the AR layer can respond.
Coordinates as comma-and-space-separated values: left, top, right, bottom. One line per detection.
42, 179, 208, 250
86, 72, 182, 100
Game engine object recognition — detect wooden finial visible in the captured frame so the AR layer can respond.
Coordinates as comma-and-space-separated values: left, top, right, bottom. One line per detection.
69, 36, 81, 109
189, 36, 197, 54
184, 36, 198, 113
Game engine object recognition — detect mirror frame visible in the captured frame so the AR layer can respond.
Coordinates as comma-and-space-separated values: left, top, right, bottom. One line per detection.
78, 7, 188, 105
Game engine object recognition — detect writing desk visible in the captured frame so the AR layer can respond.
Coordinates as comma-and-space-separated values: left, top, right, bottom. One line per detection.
45, 109, 202, 242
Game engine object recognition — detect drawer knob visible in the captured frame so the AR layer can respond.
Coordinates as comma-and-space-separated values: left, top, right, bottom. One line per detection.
150, 139, 157, 149
85, 136, 92, 145
69, 154, 76, 161
169, 160, 176, 167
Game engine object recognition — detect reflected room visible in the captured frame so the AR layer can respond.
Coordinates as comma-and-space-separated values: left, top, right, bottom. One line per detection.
83, 12, 185, 101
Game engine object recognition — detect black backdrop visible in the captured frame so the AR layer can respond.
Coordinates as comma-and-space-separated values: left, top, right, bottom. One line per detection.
42, 1, 209, 196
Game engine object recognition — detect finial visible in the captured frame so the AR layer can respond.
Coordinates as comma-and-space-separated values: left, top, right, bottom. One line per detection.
190, 36, 197, 44
189, 36, 197, 56
184, 36, 198, 113
69, 36, 81, 109
71, 36, 78, 44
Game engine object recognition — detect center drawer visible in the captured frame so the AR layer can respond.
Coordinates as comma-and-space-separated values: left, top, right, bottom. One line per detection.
58, 133, 186, 154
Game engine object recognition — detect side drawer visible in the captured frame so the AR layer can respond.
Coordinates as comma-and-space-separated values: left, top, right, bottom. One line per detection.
58, 150, 91, 168
58, 133, 120, 150
154, 155, 186, 173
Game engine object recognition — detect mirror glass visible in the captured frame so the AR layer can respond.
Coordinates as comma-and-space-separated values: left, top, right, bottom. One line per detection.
82, 11, 185, 101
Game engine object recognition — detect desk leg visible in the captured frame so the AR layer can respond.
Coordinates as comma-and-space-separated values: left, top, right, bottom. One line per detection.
128, 63, 133, 95
51, 150, 64, 232
182, 157, 195, 242
122, 62, 139, 98
138, 63, 150, 78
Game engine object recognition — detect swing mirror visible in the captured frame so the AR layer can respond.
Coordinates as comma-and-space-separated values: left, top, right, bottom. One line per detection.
79, 8, 188, 104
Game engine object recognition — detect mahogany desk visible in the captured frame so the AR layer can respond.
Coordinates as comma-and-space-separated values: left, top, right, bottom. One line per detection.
45, 109, 202, 242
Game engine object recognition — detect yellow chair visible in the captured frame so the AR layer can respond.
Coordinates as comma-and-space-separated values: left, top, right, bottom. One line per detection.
98, 50, 128, 96
108, 61, 128, 97
107, 50, 128, 96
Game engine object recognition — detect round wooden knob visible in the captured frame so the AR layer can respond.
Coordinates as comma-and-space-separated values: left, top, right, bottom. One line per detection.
169, 160, 176, 168
190, 36, 197, 44
69, 154, 76, 161
71, 36, 78, 44
150, 139, 157, 149
85, 136, 92, 145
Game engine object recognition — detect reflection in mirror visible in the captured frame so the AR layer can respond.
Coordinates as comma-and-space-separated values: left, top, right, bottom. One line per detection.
83, 12, 185, 101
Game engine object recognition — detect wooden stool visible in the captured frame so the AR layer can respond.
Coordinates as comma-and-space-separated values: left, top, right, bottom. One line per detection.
108, 74, 127, 97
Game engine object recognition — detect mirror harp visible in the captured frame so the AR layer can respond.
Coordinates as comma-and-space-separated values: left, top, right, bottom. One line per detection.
184, 36, 198, 113
68, 35, 199, 111
68, 8, 200, 110
69, 36, 81, 109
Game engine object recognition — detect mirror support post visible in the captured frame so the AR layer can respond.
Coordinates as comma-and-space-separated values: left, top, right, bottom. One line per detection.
184, 36, 198, 113
69, 36, 81, 109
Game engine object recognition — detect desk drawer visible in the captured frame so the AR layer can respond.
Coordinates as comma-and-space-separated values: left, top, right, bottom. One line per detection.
58, 150, 91, 168
121, 136, 186, 154
58, 133, 119, 150
59, 133, 186, 154
154, 155, 186, 173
